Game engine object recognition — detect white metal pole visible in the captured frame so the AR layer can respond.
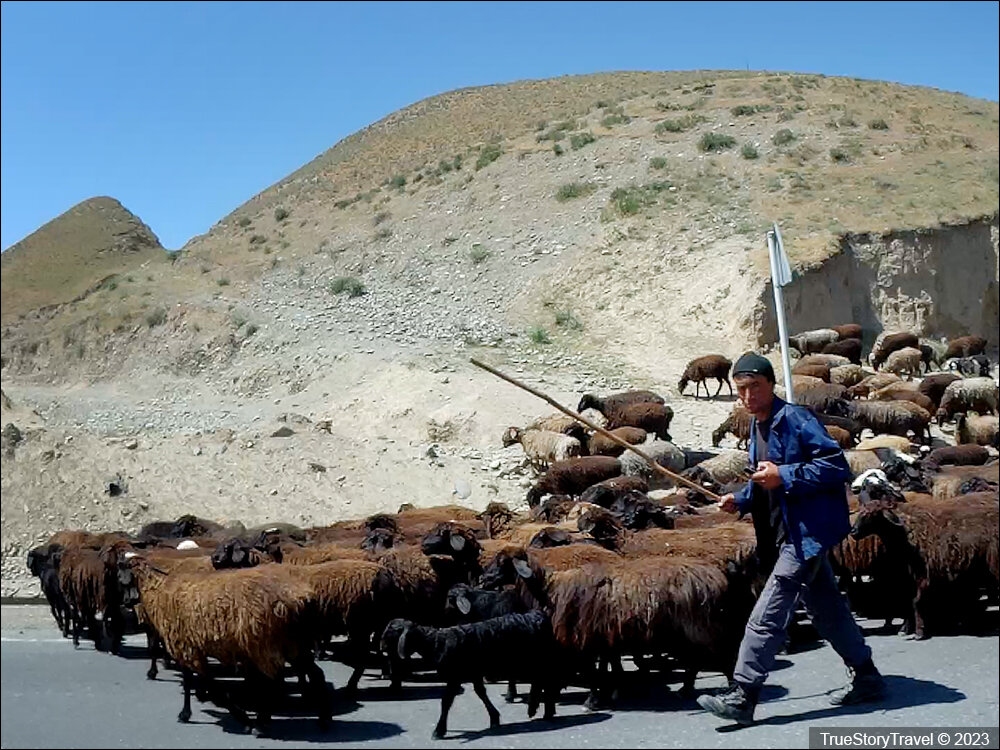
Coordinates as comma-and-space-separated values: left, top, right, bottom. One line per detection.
767, 230, 795, 404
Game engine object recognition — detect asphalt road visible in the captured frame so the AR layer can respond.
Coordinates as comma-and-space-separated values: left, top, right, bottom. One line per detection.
2, 605, 997, 749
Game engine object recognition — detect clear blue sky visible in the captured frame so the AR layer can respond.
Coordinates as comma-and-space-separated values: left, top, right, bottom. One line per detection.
2, 1, 997, 251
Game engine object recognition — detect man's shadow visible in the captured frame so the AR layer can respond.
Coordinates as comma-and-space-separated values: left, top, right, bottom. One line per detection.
713, 674, 965, 732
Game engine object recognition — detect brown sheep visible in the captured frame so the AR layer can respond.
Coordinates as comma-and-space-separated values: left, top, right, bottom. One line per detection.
829, 365, 867, 388
58, 546, 109, 649
870, 332, 919, 370
832, 324, 863, 341
791, 362, 831, 381
871, 389, 936, 415
944, 335, 988, 361
604, 402, 673, 442
923, 444, 991, 469
677, 355, 733, 399
825, 425, 854, 448
822, 338, 863, 364
917, 373, 962, 410
587, 426, 648, 457
712, 404, 753, 449
576, 390, 666, 420
847, 373, 903, 398
526, 456, 622, 507
851, 493, 998, 639
126, 555, 327, 732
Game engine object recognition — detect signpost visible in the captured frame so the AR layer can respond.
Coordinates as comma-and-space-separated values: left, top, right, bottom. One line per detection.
767, 223, 795, 404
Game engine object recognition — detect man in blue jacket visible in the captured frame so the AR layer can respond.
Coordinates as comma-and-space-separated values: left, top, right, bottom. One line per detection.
697, 352, 885, 725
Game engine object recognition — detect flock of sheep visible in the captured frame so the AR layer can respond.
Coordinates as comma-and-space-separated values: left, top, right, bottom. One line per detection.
23, 324, 999, 739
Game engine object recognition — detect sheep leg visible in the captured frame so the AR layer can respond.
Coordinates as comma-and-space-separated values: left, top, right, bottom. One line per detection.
527, 682, 540, 717
146, 630, 160, 679
544, 685, 558, 720
178, 669, 194, 723
679, 667, 697, 698
911, 579, 930, 640
249, 671, 274, 738
472, 677, 501, 729
432, 681, 462, 739
713, 379, 724, 398
504, 679, 518, 703
303, 660, 332, 729
726, 377, 734, 397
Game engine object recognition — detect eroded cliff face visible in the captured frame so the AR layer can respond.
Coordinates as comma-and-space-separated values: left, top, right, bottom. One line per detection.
753, 215, 999, 348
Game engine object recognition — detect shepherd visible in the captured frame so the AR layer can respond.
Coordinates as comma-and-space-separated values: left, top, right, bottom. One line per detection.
697, 352, 886, 726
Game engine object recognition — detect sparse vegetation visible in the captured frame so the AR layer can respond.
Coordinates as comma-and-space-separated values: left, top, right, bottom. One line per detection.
868, 118, 890, 130
145, 308, 167, 328
274, 207, 289, 222
829, 147, 851, 163
237, 217, 251, 228
607, 181, 673, 216
389, 174, 407, 188
249, 234, 266, 245
528, 326, 550, 344
475, 143, 503, 170
469, 244, 490, 263
374, 227, 393, 241
329, 276, 366, 297
536, 120, 577, 142
777, 110, 795, 122
552, 143, 564, 156
373, 211, 391, 225
217, 277, 230, 286
570, 132, 596, 150
555, 182, 597, 201
649, 156, 668, 170
772, 128, 796, 146
741, 143, 759, 159
554, 310, 583, 330
698, 132, 736, 152
655, 114, 703, 133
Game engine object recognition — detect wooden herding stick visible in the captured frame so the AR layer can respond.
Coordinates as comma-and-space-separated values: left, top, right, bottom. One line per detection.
469, 358, 722, 502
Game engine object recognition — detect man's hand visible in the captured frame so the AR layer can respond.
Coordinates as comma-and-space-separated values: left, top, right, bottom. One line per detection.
717, 493, 737, 513
752, 461, 784, 491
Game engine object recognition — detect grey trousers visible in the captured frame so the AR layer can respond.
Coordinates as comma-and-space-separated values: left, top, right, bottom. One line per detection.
733, 542, 872, 688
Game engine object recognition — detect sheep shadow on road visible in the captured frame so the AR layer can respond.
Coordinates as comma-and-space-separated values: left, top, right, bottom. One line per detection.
450, 710, 612, 742
203, 709, 404, 743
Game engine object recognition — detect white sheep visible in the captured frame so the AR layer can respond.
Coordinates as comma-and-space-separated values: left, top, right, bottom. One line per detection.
883, 347, 923, 380
502, 427, 582, 471
936, 377, 999, 423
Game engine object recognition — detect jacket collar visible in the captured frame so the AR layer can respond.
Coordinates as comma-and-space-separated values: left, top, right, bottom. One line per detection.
753, 395, 788, 428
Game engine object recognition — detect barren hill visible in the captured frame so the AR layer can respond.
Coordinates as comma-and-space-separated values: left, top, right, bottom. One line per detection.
1, 71, 997, 596
1, 197, 165, 324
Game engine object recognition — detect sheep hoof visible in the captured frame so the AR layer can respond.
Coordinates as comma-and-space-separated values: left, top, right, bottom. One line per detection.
146, 668, 157, 680
489, 717, 501, 729
177, 708, 191, 723
432, 728, 446, 740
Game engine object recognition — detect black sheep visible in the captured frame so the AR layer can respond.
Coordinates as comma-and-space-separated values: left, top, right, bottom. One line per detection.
389, 611, 562, 738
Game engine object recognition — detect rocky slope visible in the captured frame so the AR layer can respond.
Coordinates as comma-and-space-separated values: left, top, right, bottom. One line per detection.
1, 71, 997, 596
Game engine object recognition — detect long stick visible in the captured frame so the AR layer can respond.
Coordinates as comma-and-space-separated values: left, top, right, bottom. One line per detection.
469, 358, 721, 502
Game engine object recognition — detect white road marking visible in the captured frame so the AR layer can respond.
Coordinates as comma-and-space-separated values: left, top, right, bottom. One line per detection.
1, 636, 69, 643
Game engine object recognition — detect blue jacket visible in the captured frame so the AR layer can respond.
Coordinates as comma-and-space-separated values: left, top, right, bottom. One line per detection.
734, 396, 852, 560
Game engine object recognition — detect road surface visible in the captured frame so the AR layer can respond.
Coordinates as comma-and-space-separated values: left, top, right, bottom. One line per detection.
2, 605, 997, 748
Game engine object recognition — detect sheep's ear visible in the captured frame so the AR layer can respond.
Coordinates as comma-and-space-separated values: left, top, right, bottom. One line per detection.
513, 558, 533, 579
450, 534, 466, 552
456, 595, 472, 616
397, 626, 411, 659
